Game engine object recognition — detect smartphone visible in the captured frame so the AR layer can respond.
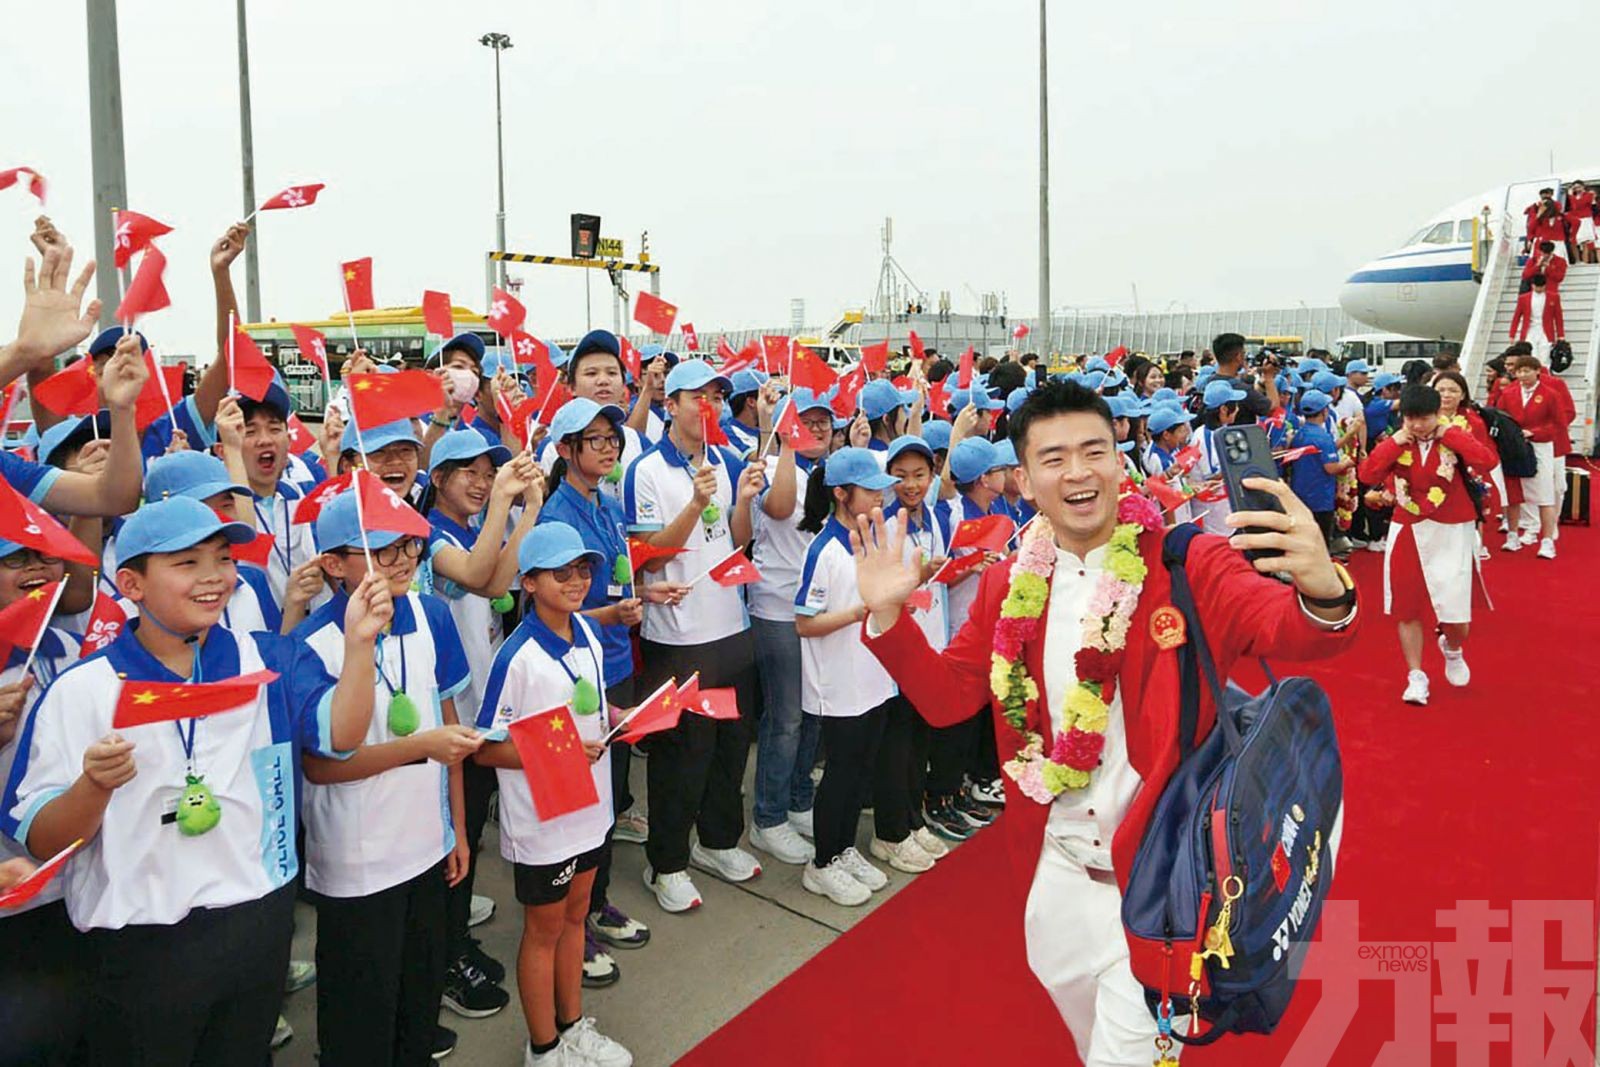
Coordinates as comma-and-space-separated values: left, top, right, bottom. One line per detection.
1216, 423, 1287, 561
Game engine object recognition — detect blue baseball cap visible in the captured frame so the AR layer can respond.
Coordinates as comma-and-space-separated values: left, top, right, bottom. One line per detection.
950, 386, 1003, 413
39, 410, 113, 468
341, 418, 422, 455
885, 434, 935, 468
860, 379, 908, 420
544, 339, 568, 368
788, 387, 833, 416
144, 451, 249, 503
1104, 394, 1132, 419
664, 358, 731, 397
824, 447, 899, 490
1080, 370, 1107, 392
313, 488, 406, 553
728, 369, 769, 398
949, 437, 1000, 483
1311, 371, 1346, 394
1006, 386, 1031, 414
573, 329, 621, 360
1149, 387, 1180, 406
429, 332, 486, 368
1343, 359, 1373, 375
1296, 357, 1330, 375
0, 537, 25, 559
1148, 406, 1195, 434
639, 343, 681, 370
117, 496, 255, 565
427, 429, 512, 474
1373, 371, 1404, 390
517, 521, 604, 575
87, 326, 149, 357
548, 397, 626, 443
246, 373, 296, 420
1202, 380, 1248, 410
921, 420, 953, 452
1104, 369, 1128, 388
480, 349, 521, 381
991, 439, 1019, 467
1299, 389, 1333, 415
1085, 356, 1111, 373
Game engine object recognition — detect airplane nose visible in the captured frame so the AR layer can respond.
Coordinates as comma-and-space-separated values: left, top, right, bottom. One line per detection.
1337, 278, 1369, 323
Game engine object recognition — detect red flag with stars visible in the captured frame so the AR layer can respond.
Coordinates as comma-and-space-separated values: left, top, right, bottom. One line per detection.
615, 679, 684, 745
289, 324, 329, 380
761, 336, 791, 377
957, 344, 976, 389
633, 291, 678, 335
116, 246, 171, 324
134, 357, 187, 433
700, 398, 729, 446
112, 670, 279, 728
908, 331, 926, 363
421, 290, 454, 339
32, 357, 99, 418
861, 341, 890, 375
948, 513, 1014, 553
509, 706, 601, 819
706, 548, 761, 587
930, 551, 987, 586
259, 183, 325, 211
0, 840, 81, 911
0, 479, 98, 566
341, 257, 374, 312
231, 328, 276, 402
112, 209, 173, 269
0, 581, 62, 662
486, 287, 525, 335
345, 370, 446, 428
789, 346, 838, 394
627, 538, 685, 574
1143, 474, 1190, 512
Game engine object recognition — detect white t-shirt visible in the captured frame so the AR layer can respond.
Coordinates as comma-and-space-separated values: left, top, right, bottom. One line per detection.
623, 436, 748, 645
946, 495, 996, 634
884, 498, 953, 650
251, 483, 319, 607
0, 628, 81, 916
475, 614, 613, 866
748, 455, 818, 623
1189, 425, 1233, 536
7, 625, 334, 930
425, 513, 506, 723
292, 591, 470, 898
794, 517, 898, 717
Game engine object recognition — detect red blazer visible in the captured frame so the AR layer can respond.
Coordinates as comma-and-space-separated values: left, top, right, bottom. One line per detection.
1509, 290, 1564, 341
862, 532, 1359, 901
1526, 203, 1569, 244
1496, 379, 1567, 445
1521, 250, 1568, 289
1566, 191, 1595, 233
1357, 426, 1496, 525
1545, 372, 1576, 455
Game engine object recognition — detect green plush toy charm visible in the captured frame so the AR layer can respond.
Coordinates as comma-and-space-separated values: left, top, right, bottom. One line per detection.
571, 677, 601, 717
605, 464, 624, 485
611, 555, 632, 586
387, 691, 421, 736
701, 503, 722, 526
175, 775, 222, 837
489, 593, 516, 614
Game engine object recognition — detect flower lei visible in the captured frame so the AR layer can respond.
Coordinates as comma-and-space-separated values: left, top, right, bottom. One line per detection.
994, 493, 1164, 803
1393, 415, 1465, 518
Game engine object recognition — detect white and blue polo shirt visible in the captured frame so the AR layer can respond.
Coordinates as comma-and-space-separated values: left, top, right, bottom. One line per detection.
794, 516, 898, 718
748, 454, 818, 623
425, 509, 507, 724
289, 589, 470, 898
4, 623, 339, 930
883, 496, 953, 649
475, 613, 612, 867
0, 626, 81, 916
537, 481, 634, 685
0, 450, 62, 506
623, 435, 748, 645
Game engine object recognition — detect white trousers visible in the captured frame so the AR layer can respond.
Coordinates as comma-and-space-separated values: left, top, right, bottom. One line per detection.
1023, 832, 1180, 1065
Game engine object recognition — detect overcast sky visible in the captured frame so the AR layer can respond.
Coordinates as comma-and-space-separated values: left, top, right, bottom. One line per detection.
2, 0, 1588, 356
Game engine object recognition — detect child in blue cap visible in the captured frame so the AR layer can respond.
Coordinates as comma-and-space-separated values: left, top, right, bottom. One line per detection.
1286, 391, 1353, 550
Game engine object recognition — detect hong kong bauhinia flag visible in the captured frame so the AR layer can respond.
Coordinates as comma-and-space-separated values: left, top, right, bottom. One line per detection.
706, 548, 761, 587
113, 209, 173, 269
259, 183, 325, 211
289, 324, 329, 379
486, 287, 525, 335
79, 591, 128, 657
116, 247, 171, 324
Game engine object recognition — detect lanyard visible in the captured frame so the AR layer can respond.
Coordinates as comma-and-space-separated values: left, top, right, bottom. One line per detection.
549, 629, 605, 694
171, 647, 205, 773
253, 492, 292, 574
374, 631, 408, 698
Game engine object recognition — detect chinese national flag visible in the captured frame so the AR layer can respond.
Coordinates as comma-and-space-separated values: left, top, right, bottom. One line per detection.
289, 324, 329, 380
258, 183, 325, 211
341, 257, 374, 312
908, 330, 926, 363
486, 287, 525, 335
706, 548, 761, 587
861, 340, 889, 375
761, 336, 791, 377
789, 345, 838, 394
230, 528, 277, 568
80, 592, 128, 657
0, 166, 47, 205
930, 551, 987, 586
112, 670, 278, 729
0, 381, 22, 429
231, 328, 276, 402
716, 339, 758, 377
683, 684, 739, 722
616, 679, 684, 745
0, 581, 62, 662
535, 380, 573, 427
0, 839, 81, 911
617, 336, 642, 381
421, 290, 454, 339
633, 291, 678, 335
927, 378, 951, 419
627, 538, 685, 574
355, 470, 433, 539
116, 246, 171, 324
830, 364, 866, 419
700, 398, 729, 446
292, 472, 352, 524
113, 209, 173, 269
1143, 475, 1189, 512
33, 357, 99, 417
0, 480, 98, 566
346, 370, 446, 428
682, 323, 699, 351
949, 513, 1015, 553
775, 397, 821, 452
134, 357, 186, 432
1106, 345, 1128, 367
957, 344, 976, 389
508, 706, 600, 820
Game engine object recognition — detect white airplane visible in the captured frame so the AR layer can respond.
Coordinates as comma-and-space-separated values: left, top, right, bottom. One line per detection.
1337, 169, 1599, 340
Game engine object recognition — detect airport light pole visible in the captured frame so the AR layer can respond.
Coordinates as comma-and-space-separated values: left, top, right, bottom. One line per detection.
237, 0, 261, 323
86, 0, 130, 330
481, 32, 513, 294
1037, 0, 1051, 353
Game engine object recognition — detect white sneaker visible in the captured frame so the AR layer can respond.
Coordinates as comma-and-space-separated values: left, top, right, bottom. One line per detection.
968, 777, 1005, 806
1402, 670, 1429, 706
1538, 537, 1556, 559
870, 835, 934, 873
787, 808, 815, 839
612, 809, 648, 844
1365, 539, 1386, 553
468, 894, 495, 928
912, 826, 949, 859
525, 1041, 587, 1066
689, 842, 762, 883
1520, 528, 1539, 546
560, 1017, 633, 1067
801, 856, 871, 906
835, 846, 889, 891
749, 822, 815, 865
1438, 635, 1470, 687
271, 1015, 293, 1051
642, 867, 702, 913
1502, 533, 1521, 553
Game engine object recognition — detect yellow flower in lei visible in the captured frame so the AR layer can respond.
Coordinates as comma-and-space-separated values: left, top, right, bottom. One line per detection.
1043, 761, 1090, 793
1001, 571, 1049, 619
1067, 686, 1109, 733
1106, 546, 1148, 585
1396, 451, 1413, 466
1426, 485, 1447, 506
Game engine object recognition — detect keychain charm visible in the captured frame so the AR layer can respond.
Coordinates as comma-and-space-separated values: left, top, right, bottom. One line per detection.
387, 690, 421, 736
571, 677, 601, 717
612, 555, 632, 586
700, 503, 722, 527
489, 593, 516, 614
176, 774, 222, 836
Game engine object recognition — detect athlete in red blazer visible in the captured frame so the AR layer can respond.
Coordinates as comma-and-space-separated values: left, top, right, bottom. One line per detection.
1509, 286, 1565, 344
1521, 241, 1568, 290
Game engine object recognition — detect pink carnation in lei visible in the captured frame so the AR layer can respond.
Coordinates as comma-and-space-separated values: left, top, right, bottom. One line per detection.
993, 616, 1033, 660
1087, 576, 1137, 618
1005, 748, 1055, 804
1052, 727, 1107, 772
1016, 522, 1055, 575
1117, 492, 1164, 533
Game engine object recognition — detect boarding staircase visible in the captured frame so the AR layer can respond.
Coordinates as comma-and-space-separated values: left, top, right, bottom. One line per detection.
1460, 212, 1600, 454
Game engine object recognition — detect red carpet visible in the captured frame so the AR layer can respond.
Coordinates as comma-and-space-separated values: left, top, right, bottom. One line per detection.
683, 523, 1599, 1067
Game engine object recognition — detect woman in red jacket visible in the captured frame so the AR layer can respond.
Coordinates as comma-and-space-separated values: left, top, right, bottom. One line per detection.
1495, 354, 1565, 558
1432, 370, 1508, 550
1359, 384, 1498, 706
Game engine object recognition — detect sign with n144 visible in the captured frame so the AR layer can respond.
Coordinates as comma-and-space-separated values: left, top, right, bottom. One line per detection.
597, 237, 624, 258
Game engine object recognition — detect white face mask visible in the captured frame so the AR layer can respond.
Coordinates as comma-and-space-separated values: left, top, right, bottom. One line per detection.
445, 366, 479, 404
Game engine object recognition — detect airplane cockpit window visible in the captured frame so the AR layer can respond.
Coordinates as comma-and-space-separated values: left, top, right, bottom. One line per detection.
1421, 221, 1456, 245
1403, 226, 1432, 246
1456, 220, 1475, 241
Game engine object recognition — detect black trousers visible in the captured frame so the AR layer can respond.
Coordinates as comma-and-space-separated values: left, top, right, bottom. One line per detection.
0, 900, 90, 1067
927, 716, 977, 798
590, 674, 637, 911
812, 700, 893, 865
314, 861, 449, 1067
638, 632, 758, 875
84, 883, 294, 1067
906, 711, 931, 831
968, 705, 1000, 783
445, 756, 498, 959
872, 696, 917, 844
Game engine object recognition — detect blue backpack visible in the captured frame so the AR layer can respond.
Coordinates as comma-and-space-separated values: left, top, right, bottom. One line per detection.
1120, 525, 1344, 1046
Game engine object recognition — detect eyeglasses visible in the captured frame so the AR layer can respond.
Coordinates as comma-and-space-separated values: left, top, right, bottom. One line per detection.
543, 560, 595, 583
0, 549, 62, 569
335, 537, 425, 567
578, 433, 624, 453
